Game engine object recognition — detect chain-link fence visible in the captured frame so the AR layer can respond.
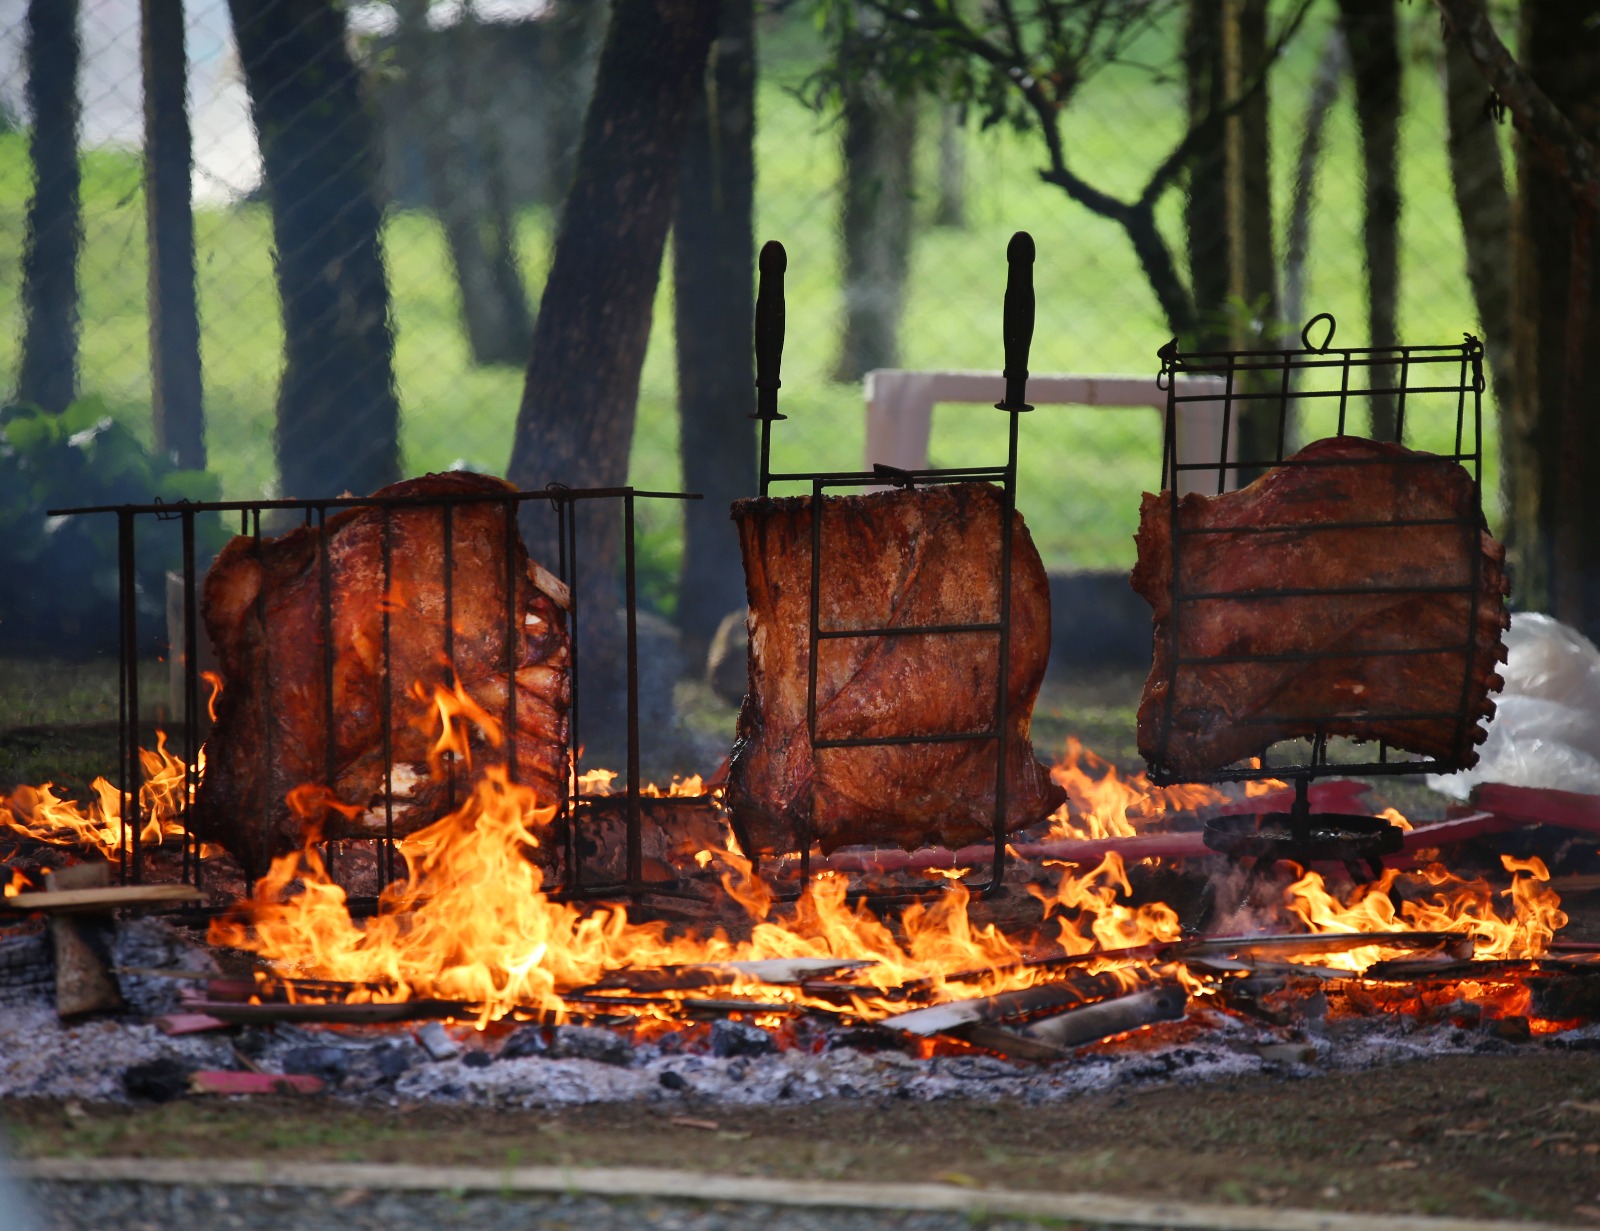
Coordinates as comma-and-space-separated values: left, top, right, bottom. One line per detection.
0, 0, 1495, 609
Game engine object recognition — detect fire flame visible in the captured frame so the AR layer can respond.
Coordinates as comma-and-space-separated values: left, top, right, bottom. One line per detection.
0, 731, 202, 859
1045, 738, 1283, 840
207, 689, 1191, 1025
1283, 854, 1567, 970
3, 687, 1573, 1035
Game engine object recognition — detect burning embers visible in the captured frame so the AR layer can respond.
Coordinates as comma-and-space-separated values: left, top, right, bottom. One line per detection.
5, 690, 1590, 1060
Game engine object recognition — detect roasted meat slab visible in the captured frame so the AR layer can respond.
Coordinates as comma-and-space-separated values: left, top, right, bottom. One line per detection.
727, 483, 1065, 856
1131, 436, 1508, 777
196, 472, 570, 875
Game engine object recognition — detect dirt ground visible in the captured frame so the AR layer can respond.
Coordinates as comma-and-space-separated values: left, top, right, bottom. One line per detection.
7, 1049, 1600, 1224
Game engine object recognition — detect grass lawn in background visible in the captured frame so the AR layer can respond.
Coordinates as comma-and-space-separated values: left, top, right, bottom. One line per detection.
0, 4, 1501, 596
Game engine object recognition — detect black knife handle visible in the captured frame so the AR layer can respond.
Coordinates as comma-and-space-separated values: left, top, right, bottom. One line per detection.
998, 231, 1035, 411
753, 240, 787, 421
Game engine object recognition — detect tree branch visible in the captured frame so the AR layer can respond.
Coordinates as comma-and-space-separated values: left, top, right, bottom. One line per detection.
1138, 0, 1315, 212
1433, 0, 1600, 207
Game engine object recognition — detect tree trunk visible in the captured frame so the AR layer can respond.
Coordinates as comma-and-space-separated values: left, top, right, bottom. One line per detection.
1283, 27, 1345, 345
506, 0, 719, 738
228, 0, 401, 501
143, 0, 204, 468
832, 80, 917, 382
1224, 0, 1279, 477
541, 0, 609, 204
1508, 0, 1600, 634
1441, 28, 1516, 526
393, 0, 533, 367
933, 104, 967, 228
1337, 0, 1403, 440
1184, 0, 1231, 351
673, 0, 757, 673
16, 0, 82, 415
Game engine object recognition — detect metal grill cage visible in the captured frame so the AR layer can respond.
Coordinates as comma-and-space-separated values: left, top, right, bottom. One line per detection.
50, 483, 700, 904
1147, 313, 1490, 788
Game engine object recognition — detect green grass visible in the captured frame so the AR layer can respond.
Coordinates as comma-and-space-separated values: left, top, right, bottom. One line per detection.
0, 7, 1500, 583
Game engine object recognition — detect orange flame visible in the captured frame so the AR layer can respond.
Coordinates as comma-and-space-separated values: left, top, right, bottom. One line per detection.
208, 688, 1188, 1025
1044, 739, 1283, 840
0, 731, 204, 860
1282, 854, 1568, 970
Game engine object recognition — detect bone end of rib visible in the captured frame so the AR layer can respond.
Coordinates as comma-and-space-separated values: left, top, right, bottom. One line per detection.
528, 561, 572, 611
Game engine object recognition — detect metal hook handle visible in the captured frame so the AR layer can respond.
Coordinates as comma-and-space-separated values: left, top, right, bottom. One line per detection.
753, 240, 787, 422
1300, 313, 1336, 352
996, 231, 1035, 412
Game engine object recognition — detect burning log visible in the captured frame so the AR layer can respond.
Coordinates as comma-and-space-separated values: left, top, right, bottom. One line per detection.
1133, 436, 1509, 776
879, 972, 1133, 1036
727, 482, 1064, 856
195, 472, 570, 876
1019, 984, 1187, 1050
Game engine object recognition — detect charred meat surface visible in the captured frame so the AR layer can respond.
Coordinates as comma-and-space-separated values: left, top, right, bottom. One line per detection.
1132, 436, 1508, 777
196, 472, 570, 875
727, 483, 1064, 856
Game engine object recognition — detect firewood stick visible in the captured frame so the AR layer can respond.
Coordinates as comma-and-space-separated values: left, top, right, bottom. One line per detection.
1020, 985, 1187, 1050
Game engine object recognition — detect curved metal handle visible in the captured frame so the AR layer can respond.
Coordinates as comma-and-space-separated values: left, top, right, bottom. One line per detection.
1300, 312, 1336, 352
997, 231, 1035, 411
753, 240, 787, 421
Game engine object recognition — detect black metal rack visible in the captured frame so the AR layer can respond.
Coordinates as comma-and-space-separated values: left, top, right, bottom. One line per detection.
747, 233, 1044, 897
50, 482, 699, 902
1146, 313, 1490, 809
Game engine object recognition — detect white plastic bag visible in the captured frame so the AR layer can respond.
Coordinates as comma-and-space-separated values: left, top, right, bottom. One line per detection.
1426, 612, 1600, 799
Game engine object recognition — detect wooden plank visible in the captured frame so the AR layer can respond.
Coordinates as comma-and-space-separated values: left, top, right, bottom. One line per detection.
185, 999, 467, 1026
1021, 985, 1187, 1049
1178, 931, 1470, 959
44, 863, 122, 1019
879, 975, 1129, 1036
1473, 782, 1600, 837
5, 884, 204, 913
13, 1157, 1578, 1231
188, 1070, 324, 1096
155, 1012, 232, 1035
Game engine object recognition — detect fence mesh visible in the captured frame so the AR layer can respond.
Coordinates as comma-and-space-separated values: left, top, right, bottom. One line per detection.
0, 0, 1497, 598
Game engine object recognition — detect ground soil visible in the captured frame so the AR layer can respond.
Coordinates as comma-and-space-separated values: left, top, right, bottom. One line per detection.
7, 1049, 1600, 1224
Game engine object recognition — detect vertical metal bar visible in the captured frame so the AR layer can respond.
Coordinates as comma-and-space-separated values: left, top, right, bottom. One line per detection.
1393, 350, 1410, 444
442, 501, 456, 814
317, 505, 336, 883
380, 508, 395, 885
804, 477, 825, 880
251, 508, 270, 887
1216, 355, 1236, 495
1275, 351, 1291, 462
118, 511, 140, 884
624, 492, 642, 888
564, 497, 583, 890
503, 499, 519, 785
1470, 341, 1485, 487
988, 411, 1019, 897
1336, 352, 1350, 436
180, 508, 200, 888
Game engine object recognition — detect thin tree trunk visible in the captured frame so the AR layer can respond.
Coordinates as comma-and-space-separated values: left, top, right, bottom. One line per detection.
1441, 30, 1516, 533
541, 0, 609, 204
394, 0, 532, 366
1224, 0, 1279, 476
833, 81, 917, 382
1282, 27, 1345, 345
674, 0, 757, 673
16, 0, 82, 415
506, 0, 719, 735
1336, 0, 1403, 440
1184, 0, 1230, 351
1507, 0, 1600, 634
229, 0, 400, 501
933, 104, 967, 228
143, 0, 204, 468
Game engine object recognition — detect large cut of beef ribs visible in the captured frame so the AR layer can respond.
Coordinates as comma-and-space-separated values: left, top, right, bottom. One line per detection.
727, 483, 1065, 856
1131, 436, 1508, 777
196, 472, 570, 876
